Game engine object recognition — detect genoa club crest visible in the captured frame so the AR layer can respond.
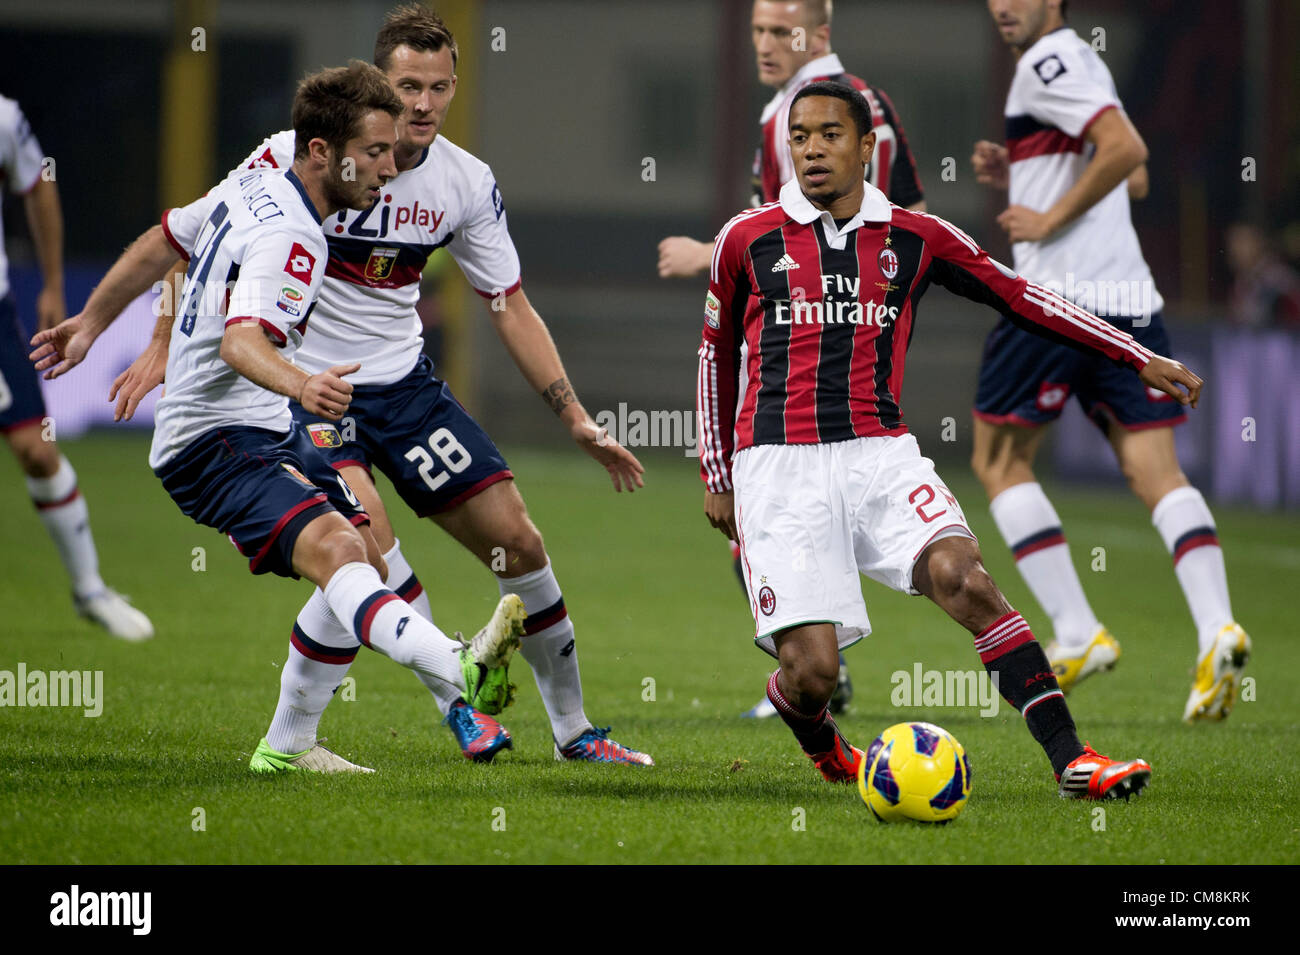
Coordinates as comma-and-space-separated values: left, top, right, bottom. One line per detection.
364, 247, 399, 281
307, 423, 343, 448
878, 247, 900, 281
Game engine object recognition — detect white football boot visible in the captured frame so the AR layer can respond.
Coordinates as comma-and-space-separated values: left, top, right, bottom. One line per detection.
74, 588, 154, 641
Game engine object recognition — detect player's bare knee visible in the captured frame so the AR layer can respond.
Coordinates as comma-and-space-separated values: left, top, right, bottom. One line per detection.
925, 547, 990, 604
317, 525, 369, 574
493, 522, 547, 573
9, 432, 59, 478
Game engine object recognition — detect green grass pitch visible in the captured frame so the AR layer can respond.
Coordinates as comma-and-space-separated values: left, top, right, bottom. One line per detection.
1, 433, 1296, 864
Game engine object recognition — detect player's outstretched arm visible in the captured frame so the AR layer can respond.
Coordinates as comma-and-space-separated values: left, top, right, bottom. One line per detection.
490, 287, 645, 492
30, 224, 178, 379
109, 259, 185, 421
657, 236, 714, 279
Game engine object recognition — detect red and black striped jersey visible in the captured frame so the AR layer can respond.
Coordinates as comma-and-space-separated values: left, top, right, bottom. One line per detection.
697, 180, 1155, 493
753, 53, 923, 208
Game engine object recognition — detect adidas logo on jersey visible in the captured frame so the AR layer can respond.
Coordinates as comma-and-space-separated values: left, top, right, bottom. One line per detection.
771, 254, 800, 272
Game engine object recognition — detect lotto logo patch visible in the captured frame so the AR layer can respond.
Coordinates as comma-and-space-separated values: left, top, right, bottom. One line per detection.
307, 423, 343, 448
248, 146, 279, 170
276, 284, 304, 316
284, 243, 316, 283
490, 182, 505, 220
1033, 53, 1067, 84
758, 586, 776, 616
1036, 381, 1070, 411
364, 247, 399, 281
704, 291, 721, 329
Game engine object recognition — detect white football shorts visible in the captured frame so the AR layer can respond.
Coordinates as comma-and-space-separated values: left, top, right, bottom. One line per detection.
732, 434, 975, 656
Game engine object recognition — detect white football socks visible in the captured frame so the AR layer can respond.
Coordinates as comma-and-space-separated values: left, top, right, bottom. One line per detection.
989, 482, 1101, 650
383, 540, 460, 716
1151, 486, 1234, 655
499, 561, 590, 746
382, 538, 433, 623
266, 641, 352, 754
27, 456, 106, 599
323, 562, 465, 694
265, 588, 358, 752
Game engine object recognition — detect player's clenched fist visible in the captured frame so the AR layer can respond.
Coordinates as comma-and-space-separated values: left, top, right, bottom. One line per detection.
300, 363, 360, 421
1138, 355, 1203, 409
971, 140, 1009, 189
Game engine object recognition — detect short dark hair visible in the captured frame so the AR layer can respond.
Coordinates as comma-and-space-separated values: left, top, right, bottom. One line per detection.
1060, 1, 1069, 19
374, 4, 459, 71
789, 80, 875, 140
292, 60, 404, 160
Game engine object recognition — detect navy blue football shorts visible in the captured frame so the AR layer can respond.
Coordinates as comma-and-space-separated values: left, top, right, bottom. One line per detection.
291, 355, 513, 518
155, 424, 370, 578
0, 294, 47, 434
973, 311, 1186, 432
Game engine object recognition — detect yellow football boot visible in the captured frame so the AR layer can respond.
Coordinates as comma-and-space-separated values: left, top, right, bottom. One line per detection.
1046, 627, 1121, 693
1183, 623, 1251, 723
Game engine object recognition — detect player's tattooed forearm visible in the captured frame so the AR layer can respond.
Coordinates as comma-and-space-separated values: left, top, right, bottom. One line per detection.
541, 377, 578, 415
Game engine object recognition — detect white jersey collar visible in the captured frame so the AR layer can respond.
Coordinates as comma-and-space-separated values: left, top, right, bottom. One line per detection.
759, 52, 846, 124
779, 177, 892, 230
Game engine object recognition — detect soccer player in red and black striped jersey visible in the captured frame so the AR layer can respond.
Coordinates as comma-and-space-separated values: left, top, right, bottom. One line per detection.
697, 81, 1201, 798
660, 0, 924, 717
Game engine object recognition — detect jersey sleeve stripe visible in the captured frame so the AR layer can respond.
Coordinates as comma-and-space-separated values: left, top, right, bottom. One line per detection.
472, 277, 521, 300
1022, 286, 1153, 364
915, 211, 981, 256
160, 210, 190, 261
712, 206, 765, 282
1079, 103, 1119, 138
224, 316, 288, 346
1023, 281, 1143, 350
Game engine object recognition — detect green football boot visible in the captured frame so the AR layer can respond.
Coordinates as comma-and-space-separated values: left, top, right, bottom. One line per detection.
457, 594, 527, 715
248, 737, 374, 774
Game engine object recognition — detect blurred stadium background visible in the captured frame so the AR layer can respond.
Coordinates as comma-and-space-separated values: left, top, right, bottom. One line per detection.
2, 0, 1298, 505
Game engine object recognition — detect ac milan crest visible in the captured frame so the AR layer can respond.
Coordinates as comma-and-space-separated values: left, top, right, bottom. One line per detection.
878, 247, 900, 281
758, 586, 776, 616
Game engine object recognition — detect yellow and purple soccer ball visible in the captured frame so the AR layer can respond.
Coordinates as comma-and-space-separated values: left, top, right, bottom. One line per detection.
857, 722, 971, 823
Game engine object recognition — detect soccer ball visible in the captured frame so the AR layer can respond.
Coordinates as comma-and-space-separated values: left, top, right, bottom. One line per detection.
857, 721, 971, 823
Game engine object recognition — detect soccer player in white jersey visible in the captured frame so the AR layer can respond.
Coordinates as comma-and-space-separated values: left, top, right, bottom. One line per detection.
0, 94, 152, 640
114, 7, 652, 766
32, 62, 528, 773
970, 0, 1249, 721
